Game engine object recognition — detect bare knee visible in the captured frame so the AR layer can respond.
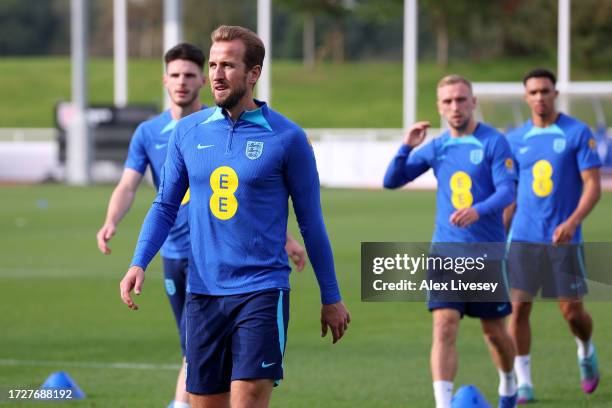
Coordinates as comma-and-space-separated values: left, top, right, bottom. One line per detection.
560, 301, 585, 325
510, 301, 532, 324
231, 379, 273, 408
482, 320, 508, 347
189, 392, 230, 408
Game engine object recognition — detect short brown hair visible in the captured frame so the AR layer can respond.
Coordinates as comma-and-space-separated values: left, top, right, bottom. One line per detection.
211, 25, 265, 70
437, 74, 473, 93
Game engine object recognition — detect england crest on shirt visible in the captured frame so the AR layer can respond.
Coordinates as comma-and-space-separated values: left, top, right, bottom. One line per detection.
165, 279, 176, 296
553, 138, 566, 153
246, 141, 264, 160
470, 149, 484, 165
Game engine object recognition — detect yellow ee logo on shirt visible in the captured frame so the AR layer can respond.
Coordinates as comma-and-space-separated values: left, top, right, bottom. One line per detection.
181, 188, 190, 205
532, 159, 553, 197
209, 166, 238, 220
450, 171, 473, 209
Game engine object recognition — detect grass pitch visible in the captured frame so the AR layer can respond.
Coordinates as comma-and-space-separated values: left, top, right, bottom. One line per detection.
1, 185, 611, 407
2, 57, 610, 129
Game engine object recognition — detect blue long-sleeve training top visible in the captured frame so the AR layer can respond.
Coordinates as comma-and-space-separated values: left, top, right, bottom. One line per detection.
131, 101, 341, 304
384, 123, 516, 243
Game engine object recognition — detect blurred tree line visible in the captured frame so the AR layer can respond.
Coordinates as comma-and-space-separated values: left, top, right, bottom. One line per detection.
0, 0, 610, 69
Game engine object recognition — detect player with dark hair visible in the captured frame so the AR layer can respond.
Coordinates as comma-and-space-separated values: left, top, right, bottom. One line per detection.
505, 68, 601, 403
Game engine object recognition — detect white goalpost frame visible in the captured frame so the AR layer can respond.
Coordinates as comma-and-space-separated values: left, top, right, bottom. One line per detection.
113, 0, 128, 108
471, 0, 612, 122
403, 0, 417, 129
163, 0, 183, 110
257, 0, 272, 105
110, 0, 610, 131
62, 0, 612, 187
66, 0, 91, 185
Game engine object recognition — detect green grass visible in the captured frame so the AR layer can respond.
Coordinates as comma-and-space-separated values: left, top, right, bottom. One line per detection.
1, 186, 612, 406
2, 57, 611, 128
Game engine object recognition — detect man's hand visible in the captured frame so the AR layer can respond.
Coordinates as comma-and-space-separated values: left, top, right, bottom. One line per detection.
120, 266, 145, 310
321, 301, 351, 344
404, 121, 430, 148
552, 219, 578, 244
450, 207, 479, 228
285, 234, 307, 272
96, 223, 116, 254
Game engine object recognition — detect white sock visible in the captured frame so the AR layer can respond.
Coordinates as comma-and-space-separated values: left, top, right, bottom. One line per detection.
433, 381, 453, 408
575, 337, 594, 359
514, 355, 532, 387
171, 402, 190, 408
498, 369, 517, 396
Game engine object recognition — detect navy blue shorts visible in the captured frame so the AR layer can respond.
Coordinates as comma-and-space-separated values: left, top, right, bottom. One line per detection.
162, 257, 188, 355
428, 301, 512, 319
185, 289, 289, 395
427, 258, 511, 319
507, 242, 588, 299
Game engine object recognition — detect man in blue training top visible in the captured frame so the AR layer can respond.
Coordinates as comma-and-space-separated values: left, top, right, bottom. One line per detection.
384, 75, 518, 408
118, 26, 350, 408
98, 42, 307, 408
505, 68, 601, 403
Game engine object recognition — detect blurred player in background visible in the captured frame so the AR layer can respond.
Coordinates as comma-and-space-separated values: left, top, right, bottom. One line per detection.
118, 26, 348, 408
384, 75, 518, 408
505, 68, 601, 404
97, 42, 306, 408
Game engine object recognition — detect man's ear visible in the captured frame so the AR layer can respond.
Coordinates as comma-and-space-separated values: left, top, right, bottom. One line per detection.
248, 65, 262, 86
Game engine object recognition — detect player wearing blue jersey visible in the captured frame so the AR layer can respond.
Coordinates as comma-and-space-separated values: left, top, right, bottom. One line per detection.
97, 43, 206, 408
384, 75, 518, 408
119, 26, 350, 408
505, 69, 601, 403
99, 42, 307, 408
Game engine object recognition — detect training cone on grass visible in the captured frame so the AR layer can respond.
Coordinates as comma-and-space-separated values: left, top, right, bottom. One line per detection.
38, 371, 86, 399
451, 385, 491, 408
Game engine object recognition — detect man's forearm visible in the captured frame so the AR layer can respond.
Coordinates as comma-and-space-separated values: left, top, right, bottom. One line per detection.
567, 177, 601, 226
105, 185, 137, 226
503, 202, 517, 232
103, 169, 144, 227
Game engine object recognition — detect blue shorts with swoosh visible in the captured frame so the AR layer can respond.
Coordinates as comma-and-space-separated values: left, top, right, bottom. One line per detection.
507, 242, 588, 299
427, 259, 512, 319
428, 300, 512, 319
185, 289, 289, 395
